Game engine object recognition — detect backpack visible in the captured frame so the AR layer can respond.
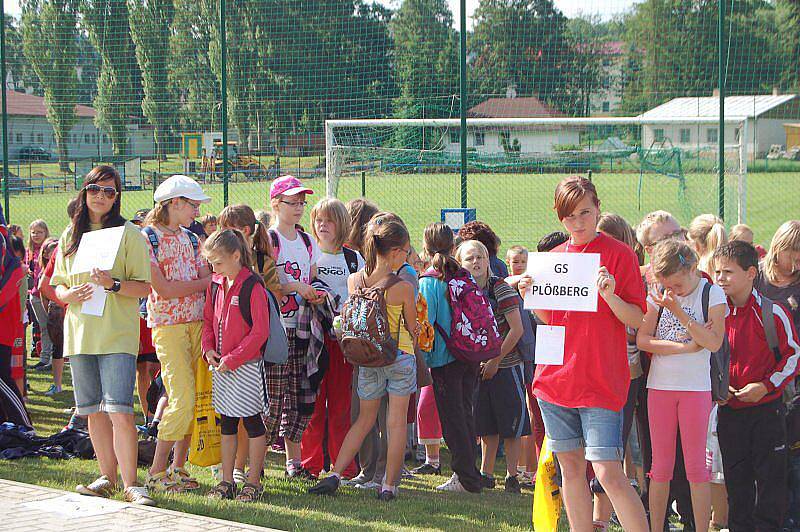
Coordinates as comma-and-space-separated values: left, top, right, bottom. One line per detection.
340, 271, 401, 367
422, 267, 502, 364
142, 225, 199, 260
210, 271, 289, 365
342, 246, 360, 275
416, 293, 435, 353
656, 281, 729, 401
269, 226, 313, 262
487, 276, 536, 362
759, 294, 797, 402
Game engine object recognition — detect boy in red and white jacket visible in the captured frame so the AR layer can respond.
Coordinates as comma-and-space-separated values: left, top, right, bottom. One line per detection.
714, 240, 799, 532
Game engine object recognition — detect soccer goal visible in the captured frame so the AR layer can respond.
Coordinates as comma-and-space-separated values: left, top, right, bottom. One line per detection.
325, 116, 749, 246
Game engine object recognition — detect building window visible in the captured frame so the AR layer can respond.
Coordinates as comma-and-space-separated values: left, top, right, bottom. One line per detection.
602, 58, 612, 67
707, 128, 718, 143
474, 131, 485, 146
680, 128, 691, 143
449, 129, 460, 144
29, 133, 34, 143
103, 134, 108, 144
654, 129, 665, 143
36, 133, 43, 144
602, 76, 610, 89
16, 133, 22, 144
602, 101, 610, 113
85, 134, 91, 144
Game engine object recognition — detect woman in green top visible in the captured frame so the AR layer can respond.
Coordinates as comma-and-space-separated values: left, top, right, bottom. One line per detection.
51, 165, 155, 506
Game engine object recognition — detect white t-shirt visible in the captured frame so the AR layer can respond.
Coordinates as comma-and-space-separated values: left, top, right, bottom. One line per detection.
646, 278, 729, 392
316, 249, 365, 312
271, 228, 321, 328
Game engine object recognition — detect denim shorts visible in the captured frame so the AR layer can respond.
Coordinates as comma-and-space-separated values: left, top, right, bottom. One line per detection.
357, 351, 417, 401
70, 353, 137, 415
537, 398, 624, 462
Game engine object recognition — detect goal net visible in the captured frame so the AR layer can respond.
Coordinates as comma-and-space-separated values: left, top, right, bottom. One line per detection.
326, 117, 748, 248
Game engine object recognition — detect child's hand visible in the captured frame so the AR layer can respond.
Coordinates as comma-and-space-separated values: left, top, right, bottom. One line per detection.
517, 275, 533, 298
649, 287, 680, 314
204, 349, 220, 366
90, 268, 114, 290
296, 283, 318, 301
480, 358, 500, 381
61, 283, 94, 305
216, 360, 231, 372
309, 289, 327, 305
597, 267, 616, 301
734, 382, 768, 403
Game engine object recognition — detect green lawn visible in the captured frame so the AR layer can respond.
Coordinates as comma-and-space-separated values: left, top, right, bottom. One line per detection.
0, 363, 560, 531
6, 169, 797, 251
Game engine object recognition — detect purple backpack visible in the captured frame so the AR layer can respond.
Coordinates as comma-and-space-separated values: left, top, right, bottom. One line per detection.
423, 267, 502, 363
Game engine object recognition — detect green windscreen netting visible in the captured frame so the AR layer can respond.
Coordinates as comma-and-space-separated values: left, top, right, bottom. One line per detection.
2, 0, 799, 248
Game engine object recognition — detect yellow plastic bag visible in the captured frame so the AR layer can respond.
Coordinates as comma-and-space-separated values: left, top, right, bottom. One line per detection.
188, 361, 221, 467
533, 436, 562, 532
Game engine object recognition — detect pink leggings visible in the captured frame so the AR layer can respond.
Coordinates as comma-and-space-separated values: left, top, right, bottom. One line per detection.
647, 389, 712, 483
417, 384, 442, 443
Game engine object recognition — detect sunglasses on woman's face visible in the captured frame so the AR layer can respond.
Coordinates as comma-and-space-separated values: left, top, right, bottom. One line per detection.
84, 183, 118, 200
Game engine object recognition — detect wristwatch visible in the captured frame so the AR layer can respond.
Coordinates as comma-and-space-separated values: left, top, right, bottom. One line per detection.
106, 278, 122, 293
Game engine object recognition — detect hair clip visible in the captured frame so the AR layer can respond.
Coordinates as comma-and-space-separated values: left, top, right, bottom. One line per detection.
678, 254, 686, 265
375, 217, 383, 225
253, 219, 260, 226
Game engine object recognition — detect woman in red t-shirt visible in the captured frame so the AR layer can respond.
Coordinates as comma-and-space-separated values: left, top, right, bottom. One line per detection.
519, 176, 648, 532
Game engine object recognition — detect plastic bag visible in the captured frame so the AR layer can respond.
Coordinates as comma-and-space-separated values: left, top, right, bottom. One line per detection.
188, 361, 221, 467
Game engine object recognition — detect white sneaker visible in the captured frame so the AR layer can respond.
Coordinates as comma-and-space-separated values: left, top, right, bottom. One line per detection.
436, 473, 468, 492
124, 486, 157, 506
354, 480, 381, 490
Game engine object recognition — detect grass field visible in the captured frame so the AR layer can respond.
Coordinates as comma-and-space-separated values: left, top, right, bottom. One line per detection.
0, 363, 577, 532
6, 168, 797, 251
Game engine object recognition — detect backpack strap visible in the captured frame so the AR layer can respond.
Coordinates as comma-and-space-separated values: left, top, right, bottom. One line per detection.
342, 246, 360, 275
268, 229, 281, 258
701, 281, 711, 323
760, 294, 783, 363
237, 273, 265, 329
356, 270, 401, 291
181, 228, 199, 257
269, 227, 314, 262
256, 250, 265, 273
142, 226, 160, 258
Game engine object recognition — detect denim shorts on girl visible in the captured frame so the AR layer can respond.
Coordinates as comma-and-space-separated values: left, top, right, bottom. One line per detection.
70, 353, 137, 415
537, 398, 624, 462
357, 351, 417, 400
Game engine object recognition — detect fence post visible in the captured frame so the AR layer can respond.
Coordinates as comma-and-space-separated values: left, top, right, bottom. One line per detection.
361, 171, 365, 197
220, 0, 229, 206
459, 0, 467, 210
718, 0, 726, 220
0, 0, 9, 221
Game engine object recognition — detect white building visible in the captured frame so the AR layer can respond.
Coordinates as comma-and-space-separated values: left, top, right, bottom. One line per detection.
589, 41, 626, 116
2, 90, 155, 160
442, 90, 580, 155
638, 93, 799, 157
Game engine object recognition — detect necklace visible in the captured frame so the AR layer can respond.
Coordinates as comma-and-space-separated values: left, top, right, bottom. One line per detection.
158, 224, 181, 235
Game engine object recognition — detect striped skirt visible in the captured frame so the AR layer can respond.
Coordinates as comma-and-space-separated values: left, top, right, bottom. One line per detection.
212, 359, 266, 418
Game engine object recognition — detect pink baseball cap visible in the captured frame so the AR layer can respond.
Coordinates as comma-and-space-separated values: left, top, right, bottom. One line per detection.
270, 175, 314, 199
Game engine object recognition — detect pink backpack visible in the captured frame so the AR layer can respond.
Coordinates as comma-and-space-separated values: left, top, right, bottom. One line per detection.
423, 267, 502, 363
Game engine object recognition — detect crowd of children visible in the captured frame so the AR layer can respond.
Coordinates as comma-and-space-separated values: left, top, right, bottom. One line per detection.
0, 168, 798, 532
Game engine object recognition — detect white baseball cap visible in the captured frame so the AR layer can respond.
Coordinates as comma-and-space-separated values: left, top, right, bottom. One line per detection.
154, 174, 211, 204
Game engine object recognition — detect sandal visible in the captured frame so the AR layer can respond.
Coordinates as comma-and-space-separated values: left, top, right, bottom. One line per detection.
207, 481, 236, 500
146, 471, 184, 493
235, 482, 263, 503
169, 466, 200, 490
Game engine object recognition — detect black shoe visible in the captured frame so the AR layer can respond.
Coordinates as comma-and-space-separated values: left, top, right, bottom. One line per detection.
308, 475, 340, 495
35, 363, 52, 372
481, 474, 496, 489
504, 475, 521, 494
411, 462, 441, 475
377, 489, 396, 502
286, 466, 317, 481
31, 361, 45, 370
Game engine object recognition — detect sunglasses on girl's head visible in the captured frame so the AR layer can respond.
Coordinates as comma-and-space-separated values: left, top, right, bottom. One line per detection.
84, 183, 118, 199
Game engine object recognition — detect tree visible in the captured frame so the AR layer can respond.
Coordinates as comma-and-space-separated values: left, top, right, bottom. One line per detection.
128, 0, 176, 159
20, 0, 79, 172
81, 0, 143, 156
469, 0, 576, 113
5, 14, 43, 94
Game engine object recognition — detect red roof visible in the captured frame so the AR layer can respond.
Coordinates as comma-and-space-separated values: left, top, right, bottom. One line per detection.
468, 96, 564, 119
4, 90, 96, 118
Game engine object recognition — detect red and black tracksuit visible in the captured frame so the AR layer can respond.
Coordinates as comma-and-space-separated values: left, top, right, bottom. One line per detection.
719, 289, 800, 532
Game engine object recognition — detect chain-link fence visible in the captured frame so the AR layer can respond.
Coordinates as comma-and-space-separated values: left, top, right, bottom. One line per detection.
2, 0, 799, 249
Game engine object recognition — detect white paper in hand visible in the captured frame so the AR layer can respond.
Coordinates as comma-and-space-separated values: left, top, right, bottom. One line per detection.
80, 284, 107, 317
523, 252, 600, 312
70, 226, 125, 275
534, 325, 566, 365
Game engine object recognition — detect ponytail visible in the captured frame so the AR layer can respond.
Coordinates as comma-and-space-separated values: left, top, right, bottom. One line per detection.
218, 204, 274, 266
362, 212, 409, 275
424, 222, 459, 278
203, 228, 253, 270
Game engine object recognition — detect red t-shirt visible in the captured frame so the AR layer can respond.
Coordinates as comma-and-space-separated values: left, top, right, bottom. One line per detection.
533, 233, 647, 411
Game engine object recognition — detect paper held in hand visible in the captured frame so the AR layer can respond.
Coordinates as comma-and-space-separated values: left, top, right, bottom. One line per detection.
523, 252, 600, 312
70, 226, 125, 275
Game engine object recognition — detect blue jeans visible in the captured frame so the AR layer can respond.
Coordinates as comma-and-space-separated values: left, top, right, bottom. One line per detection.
70, 353, 137, 415
357, 351, 416, 400
537, 398, 624, 462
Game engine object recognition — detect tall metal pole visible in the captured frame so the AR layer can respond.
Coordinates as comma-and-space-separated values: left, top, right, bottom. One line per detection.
220, 0, 229, 206
718, 0, 725, 220
1, 1, 10, 220
459, 0, 467, 209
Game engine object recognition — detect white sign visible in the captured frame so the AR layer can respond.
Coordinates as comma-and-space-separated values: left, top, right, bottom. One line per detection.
535, 325, 566, 365
70, 226, 125, 275
523, 252, 600, 312
80, 283, 107, 317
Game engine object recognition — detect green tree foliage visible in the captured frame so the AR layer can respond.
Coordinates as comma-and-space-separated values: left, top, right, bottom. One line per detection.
81, 0, 143, 156
20, 0, 79, 172
128, 0, 176, 159
469, 0, 575, 113
4, 14, 43, 95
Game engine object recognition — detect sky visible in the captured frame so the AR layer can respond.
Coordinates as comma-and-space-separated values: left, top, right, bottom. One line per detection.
3, 0, 639, 22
